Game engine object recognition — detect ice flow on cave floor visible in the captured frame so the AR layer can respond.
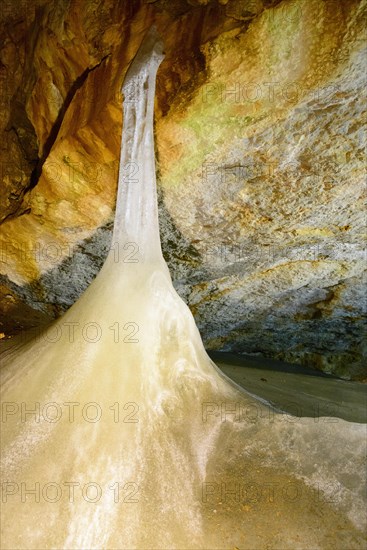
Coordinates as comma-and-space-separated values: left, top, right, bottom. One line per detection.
0, 27, 366, 550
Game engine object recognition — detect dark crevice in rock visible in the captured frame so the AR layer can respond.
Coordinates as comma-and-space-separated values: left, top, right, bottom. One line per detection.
28, 53, 111, 193
6, 123, 37, 164
1, 7, 46, 225
1, 207, 32, 226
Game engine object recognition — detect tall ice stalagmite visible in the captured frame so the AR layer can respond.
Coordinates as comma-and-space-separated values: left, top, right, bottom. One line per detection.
1, 27, 366, 550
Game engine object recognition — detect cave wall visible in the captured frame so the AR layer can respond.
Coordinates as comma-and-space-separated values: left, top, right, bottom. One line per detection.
0, 0, 366, 379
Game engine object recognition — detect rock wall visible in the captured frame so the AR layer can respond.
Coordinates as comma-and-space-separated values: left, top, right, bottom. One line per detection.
0, 0, 366, 379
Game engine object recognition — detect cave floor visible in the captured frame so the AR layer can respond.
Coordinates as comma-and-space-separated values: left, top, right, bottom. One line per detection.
210, 352, 367, 424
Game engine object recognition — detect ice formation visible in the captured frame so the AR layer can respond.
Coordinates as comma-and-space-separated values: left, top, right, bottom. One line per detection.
0, 27, 366, 549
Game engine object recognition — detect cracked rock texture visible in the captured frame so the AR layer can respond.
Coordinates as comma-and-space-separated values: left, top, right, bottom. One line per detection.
0, 0, 366, 379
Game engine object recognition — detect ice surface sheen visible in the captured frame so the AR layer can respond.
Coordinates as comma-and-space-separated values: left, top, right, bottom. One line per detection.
0, 27, 366, 550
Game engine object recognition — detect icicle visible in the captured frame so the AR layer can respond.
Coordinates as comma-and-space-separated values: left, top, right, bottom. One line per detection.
112, 26, 164, 263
